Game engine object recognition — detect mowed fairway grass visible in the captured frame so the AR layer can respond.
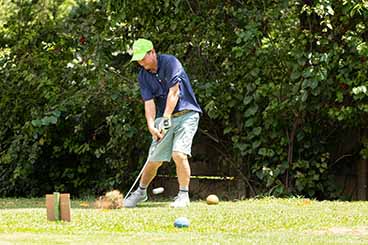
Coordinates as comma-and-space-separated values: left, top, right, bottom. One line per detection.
0, 197, 367, 244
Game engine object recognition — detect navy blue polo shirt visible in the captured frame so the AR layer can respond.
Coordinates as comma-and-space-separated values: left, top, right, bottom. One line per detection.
138, 54, 202, 117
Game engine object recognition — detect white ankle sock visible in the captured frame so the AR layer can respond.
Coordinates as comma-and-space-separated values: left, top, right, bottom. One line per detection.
138, 184, 147, 193
179, 187, 189, 195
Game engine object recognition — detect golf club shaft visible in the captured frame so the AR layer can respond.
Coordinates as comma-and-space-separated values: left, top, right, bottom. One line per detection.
124, 136, 161, 201
124, 157, 150, 201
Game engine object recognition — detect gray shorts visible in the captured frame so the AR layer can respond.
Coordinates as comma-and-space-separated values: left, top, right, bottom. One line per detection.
148, 111, 200, 162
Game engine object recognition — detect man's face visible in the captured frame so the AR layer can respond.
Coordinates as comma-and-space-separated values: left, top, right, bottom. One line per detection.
138, 50, 157, 72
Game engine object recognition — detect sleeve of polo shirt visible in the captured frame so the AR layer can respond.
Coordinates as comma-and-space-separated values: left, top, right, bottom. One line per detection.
138, 75, 153, 101
166, 56, 184, 88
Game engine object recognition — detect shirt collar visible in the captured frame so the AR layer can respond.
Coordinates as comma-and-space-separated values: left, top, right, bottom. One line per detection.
155, 54, 161, 74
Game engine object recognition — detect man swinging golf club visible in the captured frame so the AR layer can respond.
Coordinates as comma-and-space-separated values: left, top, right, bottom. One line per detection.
124, 38, 202, 208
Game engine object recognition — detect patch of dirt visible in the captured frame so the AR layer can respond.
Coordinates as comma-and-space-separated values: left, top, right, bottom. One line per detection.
311, 226, 368, 236
328, 226, 368, 235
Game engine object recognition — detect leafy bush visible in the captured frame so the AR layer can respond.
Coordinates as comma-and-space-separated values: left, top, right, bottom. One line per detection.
0, 0, 367, 199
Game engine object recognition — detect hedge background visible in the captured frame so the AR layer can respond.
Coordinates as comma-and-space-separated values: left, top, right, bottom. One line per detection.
0, 0, 367, 199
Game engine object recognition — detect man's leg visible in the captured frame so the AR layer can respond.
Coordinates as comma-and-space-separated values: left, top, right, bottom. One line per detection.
170, 112, 200, 208
172, 152, 190, 188
170, 151, 191, 208
124, 161, 162, 208
140, 161, 163, 187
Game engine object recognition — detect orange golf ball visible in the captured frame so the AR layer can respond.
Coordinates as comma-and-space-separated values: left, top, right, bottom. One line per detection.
206, 194, 219, 205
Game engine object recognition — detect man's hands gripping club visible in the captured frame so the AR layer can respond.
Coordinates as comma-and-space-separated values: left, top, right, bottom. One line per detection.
158, 116, 172, 134
149, 116, 171, 141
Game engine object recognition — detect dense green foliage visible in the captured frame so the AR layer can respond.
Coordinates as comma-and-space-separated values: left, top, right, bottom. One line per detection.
0, 0, 367, 198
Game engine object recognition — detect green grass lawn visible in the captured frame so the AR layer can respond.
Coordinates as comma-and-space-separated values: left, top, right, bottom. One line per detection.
0, 197, 367, 244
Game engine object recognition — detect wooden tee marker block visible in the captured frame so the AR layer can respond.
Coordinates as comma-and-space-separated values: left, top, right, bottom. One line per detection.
46, 192, 71, 222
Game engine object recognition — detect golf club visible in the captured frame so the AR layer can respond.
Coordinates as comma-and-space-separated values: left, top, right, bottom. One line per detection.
124, 120, 170, 202
123, 144, 156, 202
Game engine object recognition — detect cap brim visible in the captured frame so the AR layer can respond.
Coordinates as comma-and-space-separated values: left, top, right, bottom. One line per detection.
130, 52, 146, 62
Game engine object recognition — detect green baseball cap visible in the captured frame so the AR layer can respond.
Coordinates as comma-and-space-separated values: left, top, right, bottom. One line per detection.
131, 38, 153, 61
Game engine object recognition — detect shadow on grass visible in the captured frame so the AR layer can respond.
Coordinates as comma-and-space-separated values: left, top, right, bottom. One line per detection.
0, 198, 173, 210
136, 202, 168, 208
0, 198, 96, 210
0, 198, 46, 209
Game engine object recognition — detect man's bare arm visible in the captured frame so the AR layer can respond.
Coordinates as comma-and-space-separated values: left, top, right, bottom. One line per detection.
145, 99, 163, 141
163, 82, 180, 118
